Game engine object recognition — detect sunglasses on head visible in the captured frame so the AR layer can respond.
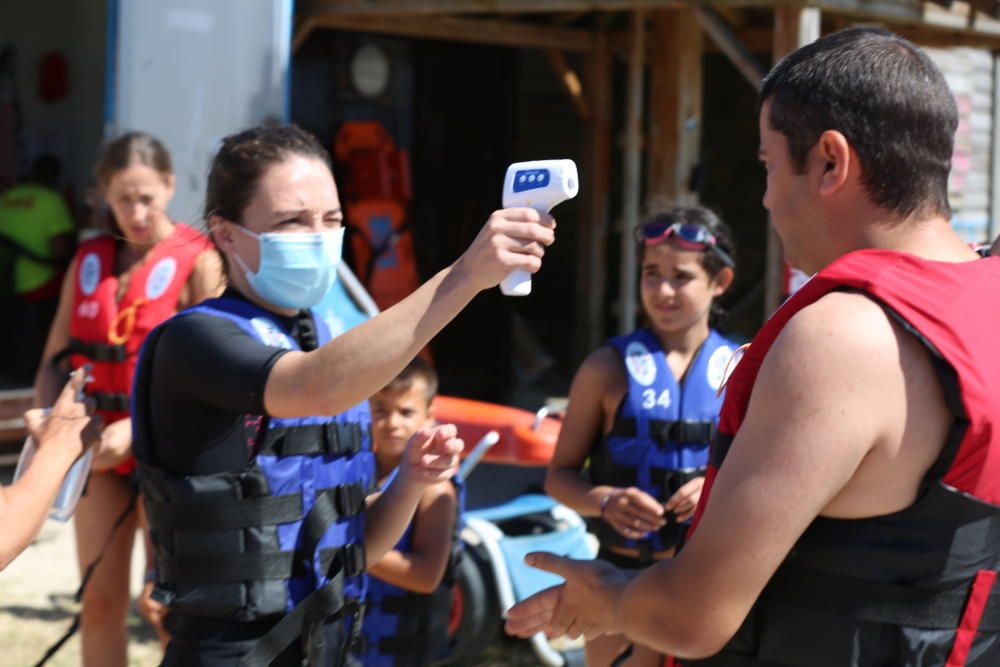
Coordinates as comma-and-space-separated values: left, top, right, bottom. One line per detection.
634, 221, 735, 268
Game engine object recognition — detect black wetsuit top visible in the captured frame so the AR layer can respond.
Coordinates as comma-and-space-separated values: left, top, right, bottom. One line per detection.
135, 289, 319, 475
133, 290, 333, 667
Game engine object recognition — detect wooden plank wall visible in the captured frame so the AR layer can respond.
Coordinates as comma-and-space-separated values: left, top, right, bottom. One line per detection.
925, 46, 995, 243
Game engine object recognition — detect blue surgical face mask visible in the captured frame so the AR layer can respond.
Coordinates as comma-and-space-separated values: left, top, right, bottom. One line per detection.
232, 225, 344, 310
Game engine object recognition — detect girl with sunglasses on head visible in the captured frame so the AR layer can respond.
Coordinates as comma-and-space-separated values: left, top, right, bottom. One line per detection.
544, 206, 737, 667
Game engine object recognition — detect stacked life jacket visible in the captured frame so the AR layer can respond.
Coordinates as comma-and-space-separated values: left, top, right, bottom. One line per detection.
590, 328, 735, 559
134, 296, 374, 667
681, 250, 1000, 667
361, 468, 465, 667
63, 223, 209, 476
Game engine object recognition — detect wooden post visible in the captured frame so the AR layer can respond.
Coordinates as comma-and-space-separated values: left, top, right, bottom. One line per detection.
765, 5, 820, 317
546, 49, 592, 122
619, 10, 647, 334
578, 31, 612, 357
647, 8, 703, 207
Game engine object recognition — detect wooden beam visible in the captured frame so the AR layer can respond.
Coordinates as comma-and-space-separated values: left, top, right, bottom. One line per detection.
647, 8, 703, 206
765, 4, 820, 317
293, 16, 319, 53
299, 13, 596, 52
579, 31, 613, 357
545, 49, 592, 121
299, 0, 687, 16
619, 10, 647, 334
695, 5, 766, 91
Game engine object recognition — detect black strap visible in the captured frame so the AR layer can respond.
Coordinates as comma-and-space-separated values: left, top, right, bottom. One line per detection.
258, 422, 364, 457
33, 488, 138, 666
159, 551, 301, 584
146, 493, 303, 531
92, 392, 130, 412
53, 338, 127, 365
318, 543, 367, 580
160, 543, 366, 585
709, 431, 734, 469
766, 565, 1000, 630
240, 571, 364, 667
611, 643, 634, 667
299, 484, 366, 572
609, 418, 716, 445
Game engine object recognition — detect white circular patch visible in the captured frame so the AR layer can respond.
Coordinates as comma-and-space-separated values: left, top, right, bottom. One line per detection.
251, 317, 293, 350
145, 257, 177, 300
706, 345, 735, 391
624, 341, 657, 387
79, 252, 100, 296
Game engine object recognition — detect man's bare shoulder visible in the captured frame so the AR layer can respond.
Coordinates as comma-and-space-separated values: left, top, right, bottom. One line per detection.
769, 290, 900, 374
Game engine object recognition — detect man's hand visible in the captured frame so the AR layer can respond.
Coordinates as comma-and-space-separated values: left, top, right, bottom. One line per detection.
25, 368, 101, 463
664, 476, 704, 523
505, 552, 634, 641
602, 487, 667, 539
454, 208, 556, 292
399, 424, 464, 488
92, 418, 133, 472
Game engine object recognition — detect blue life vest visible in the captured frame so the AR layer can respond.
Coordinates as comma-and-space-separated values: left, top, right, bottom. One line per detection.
589, 328, 735, 556
361, 469, 464, 667
135, 296, 374, 667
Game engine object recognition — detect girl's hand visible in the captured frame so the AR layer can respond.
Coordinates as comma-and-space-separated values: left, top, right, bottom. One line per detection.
601, 487, 667, 539
91, 418, 132, 472
399, 424, 464, 489
663, 476, 704, 523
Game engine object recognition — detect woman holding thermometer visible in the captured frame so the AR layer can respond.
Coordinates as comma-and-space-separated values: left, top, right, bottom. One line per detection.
130, 126, 560, 667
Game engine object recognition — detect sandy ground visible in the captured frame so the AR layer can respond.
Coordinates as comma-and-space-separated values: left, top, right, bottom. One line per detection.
0, 517, 162, 667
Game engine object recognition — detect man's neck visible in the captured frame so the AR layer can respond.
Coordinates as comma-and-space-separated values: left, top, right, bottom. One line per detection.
805, 206, 976, 272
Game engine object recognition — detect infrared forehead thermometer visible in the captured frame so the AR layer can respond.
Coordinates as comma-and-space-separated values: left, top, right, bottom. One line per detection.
500, 159, 579, 296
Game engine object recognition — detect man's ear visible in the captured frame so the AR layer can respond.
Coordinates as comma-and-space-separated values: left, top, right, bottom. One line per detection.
816, 130, 851, 197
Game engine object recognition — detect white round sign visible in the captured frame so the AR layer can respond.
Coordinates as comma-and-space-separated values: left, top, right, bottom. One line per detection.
79, 252, 101, 296
145, 258, 177, 300
706, 345, 734, 392
624, 341, 657, 387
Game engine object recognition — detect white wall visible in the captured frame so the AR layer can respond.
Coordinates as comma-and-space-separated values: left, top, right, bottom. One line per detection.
113, 0, 292, 227
0, 0, 106, 202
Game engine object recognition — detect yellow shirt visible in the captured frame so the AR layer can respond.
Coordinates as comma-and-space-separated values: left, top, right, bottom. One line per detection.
0, 184, 74, 294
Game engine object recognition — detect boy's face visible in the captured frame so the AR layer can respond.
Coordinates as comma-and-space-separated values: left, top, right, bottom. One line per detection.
370, 380, 434, 461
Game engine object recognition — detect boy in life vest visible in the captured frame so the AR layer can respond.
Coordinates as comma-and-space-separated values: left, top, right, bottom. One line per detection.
362, 358, 460, 667
508, 27, 1000, 667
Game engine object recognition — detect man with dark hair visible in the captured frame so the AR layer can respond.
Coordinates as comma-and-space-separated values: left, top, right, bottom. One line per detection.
506, 27, 1000, 666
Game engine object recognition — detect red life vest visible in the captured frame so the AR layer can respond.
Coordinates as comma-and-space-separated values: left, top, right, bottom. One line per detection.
682, 249, 1000, 667
66, 223, 210, 475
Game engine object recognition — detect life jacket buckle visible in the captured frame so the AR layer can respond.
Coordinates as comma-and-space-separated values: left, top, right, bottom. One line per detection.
335, 483, 365, 517
343, 543, 366, 578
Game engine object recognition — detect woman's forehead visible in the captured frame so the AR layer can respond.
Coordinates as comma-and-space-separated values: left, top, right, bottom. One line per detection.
251, 155, 339, 210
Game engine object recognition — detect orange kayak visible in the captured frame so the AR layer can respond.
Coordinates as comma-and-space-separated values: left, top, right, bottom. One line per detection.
432, 395, 561, 466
